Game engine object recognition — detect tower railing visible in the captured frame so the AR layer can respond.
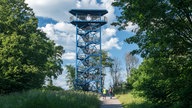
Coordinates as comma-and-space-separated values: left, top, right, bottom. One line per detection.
70, 16, 107, 22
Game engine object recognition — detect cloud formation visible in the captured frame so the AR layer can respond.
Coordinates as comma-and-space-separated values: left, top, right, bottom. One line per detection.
102, 27, 116, 38
25, 0, 116, 22
125, 22, 139, 32
62, 52, 76, 60
102, 38, 122, 50
25, 0, 76, 21
26, 0, 122, 52
40, 22, 121, 51
40, 22, 76, 51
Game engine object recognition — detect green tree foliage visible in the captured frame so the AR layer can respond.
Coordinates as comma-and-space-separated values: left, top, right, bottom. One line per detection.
101, 50, 113, 68
92, 50, 113, 68
112, 0, 192, 107
91, 50, 113, 87
112, 0, 192, 57
46, 45, 64, 86
129, 58, 192, 107
0, 0, 63, 94
66, 65, 75, 89
126, 68, 139, 89
100, 51, 113, 87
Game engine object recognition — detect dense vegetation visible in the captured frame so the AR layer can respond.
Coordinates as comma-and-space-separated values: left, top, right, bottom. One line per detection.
0, 89, 100, 108
0, 1, 101, 107
0, 0, 63, 94
113, 0, 192, 108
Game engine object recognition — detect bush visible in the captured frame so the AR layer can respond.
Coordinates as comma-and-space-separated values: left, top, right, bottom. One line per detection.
42, 85, 64, 91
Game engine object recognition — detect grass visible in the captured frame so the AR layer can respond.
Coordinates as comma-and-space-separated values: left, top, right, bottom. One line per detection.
0, 89, 100, 108
115, 91, 154, 108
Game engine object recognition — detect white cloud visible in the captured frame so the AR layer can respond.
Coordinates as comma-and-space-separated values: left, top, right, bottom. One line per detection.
101, 27, 123, 50
25, 0, 116, 23
102, 27, 118, 48
25, 0, 76, 21
76, 1, 81, 8
107, 52, 112, 57
62, 52, 76, 60
100, 0, 116, 24
40, 22, 121, 54
40, 22, 76, 51
103, 28, 116, 37
102, 38, 122, 50
53, 70, 68, 89
125, 22, 139, 32
54, 22, 75, 32
26, 0, 122, 52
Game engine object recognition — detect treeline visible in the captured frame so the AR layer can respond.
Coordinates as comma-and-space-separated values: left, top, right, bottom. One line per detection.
0, 0, 64, 94
112, 0, 192, 108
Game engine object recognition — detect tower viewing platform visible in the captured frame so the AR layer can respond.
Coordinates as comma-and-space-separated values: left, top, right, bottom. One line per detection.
70, 9, 108, 29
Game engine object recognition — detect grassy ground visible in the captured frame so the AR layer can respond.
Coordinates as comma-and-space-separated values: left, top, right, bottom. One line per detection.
0, 89, 100, 108
115, 91, 154, 108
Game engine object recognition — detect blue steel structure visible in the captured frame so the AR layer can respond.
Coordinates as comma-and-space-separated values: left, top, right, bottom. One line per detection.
69, 9, 108, 93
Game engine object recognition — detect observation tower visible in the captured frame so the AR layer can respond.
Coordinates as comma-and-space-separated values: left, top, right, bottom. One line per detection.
69, 9, 108, 93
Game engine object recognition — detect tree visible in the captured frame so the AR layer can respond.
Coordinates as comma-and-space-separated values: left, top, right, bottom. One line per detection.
0, 0, 63, 94
65, 65, 75, 89
101, 51, 114, 87
129, 58, 191, 107
101, 51, 113, 68
110, 57, 122, 88
46, 45, 64, 86
91, 50, 113, 87
112, 0, 192, 57
125, 52, 139, 77
112, 0, 192, 107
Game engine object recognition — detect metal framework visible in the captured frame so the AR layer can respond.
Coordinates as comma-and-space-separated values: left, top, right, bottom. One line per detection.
69, 9, 108, 93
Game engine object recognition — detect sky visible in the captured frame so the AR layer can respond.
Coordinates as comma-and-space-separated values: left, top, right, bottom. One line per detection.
25, 0, 140, 89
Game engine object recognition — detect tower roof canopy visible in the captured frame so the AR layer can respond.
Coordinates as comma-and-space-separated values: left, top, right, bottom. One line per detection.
69, 9, 108, 16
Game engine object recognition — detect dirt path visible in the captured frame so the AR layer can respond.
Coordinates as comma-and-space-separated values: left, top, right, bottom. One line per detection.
100, 96, 122, 108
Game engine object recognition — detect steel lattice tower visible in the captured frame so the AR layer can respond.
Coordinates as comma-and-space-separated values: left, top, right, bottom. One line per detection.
69, 9, 108, 93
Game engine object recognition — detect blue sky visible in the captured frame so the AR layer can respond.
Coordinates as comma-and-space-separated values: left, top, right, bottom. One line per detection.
25, 0, 140, 89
